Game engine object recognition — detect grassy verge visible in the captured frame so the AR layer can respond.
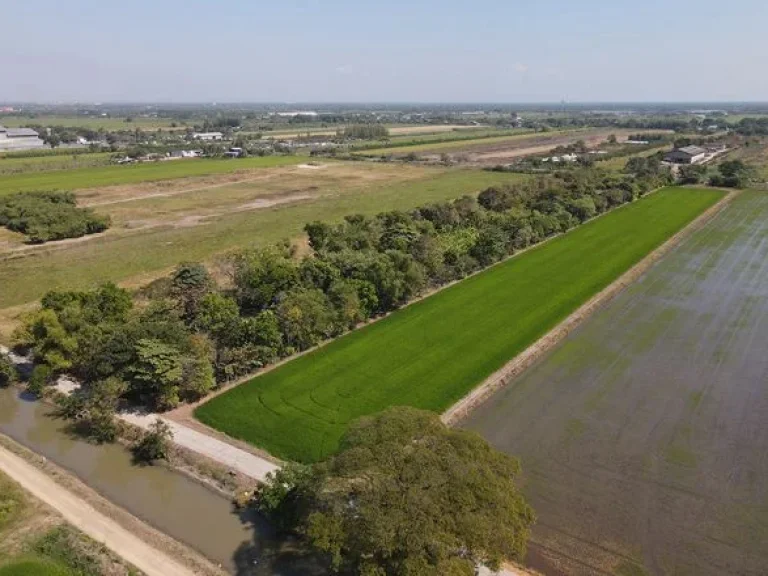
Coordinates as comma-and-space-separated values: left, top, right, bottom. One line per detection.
0, 168, 526, 309
0, 156, 303, 195
0, 471, 136, 576
195, 187, 725, 463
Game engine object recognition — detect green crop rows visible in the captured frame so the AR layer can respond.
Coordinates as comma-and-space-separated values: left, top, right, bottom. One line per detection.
195, 187, 724, 463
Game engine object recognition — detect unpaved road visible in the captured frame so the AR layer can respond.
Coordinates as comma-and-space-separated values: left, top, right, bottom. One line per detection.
0, 444, 197, 576
120, 410, 279, 482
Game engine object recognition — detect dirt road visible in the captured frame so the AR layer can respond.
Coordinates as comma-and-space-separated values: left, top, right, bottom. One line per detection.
0, 444, 198, 576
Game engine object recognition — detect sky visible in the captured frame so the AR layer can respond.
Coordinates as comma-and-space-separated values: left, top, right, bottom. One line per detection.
2, 0, 767, 103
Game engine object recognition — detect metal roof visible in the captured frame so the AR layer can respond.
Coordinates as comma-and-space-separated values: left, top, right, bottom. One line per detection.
7, 128, 39, 137
679, 145, 707, 156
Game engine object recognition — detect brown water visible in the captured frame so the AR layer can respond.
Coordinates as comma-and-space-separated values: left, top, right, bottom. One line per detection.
0, 386, 322, 576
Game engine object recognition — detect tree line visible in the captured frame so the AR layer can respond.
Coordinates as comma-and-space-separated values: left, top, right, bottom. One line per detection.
13, 167, 671, 422
0, 191, 110, 244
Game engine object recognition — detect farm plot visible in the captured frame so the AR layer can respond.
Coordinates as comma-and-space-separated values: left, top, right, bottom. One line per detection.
0, 165, 526, 310
0, 156, 302, 196
195, 187, 723, 464
463, 190, 768, 576
358, 129, 663, 166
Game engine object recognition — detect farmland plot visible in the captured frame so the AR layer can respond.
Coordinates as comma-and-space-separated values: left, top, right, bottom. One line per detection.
464, 190, 768, 576
195, 188, 723, 464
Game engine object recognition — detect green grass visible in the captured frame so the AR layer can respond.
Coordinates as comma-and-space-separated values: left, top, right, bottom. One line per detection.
0, 169, 526, 309
0, 156, 303, 195
196, 187, 724, 463
0, 559, 75, 576
0, 153, 112, 176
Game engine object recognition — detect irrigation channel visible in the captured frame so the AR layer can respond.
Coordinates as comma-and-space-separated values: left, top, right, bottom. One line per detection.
0, 386, 319, 576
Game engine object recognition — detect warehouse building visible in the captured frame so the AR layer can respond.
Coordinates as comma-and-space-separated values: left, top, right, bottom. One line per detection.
0, 125, 46, 151
663, 145, 707, 164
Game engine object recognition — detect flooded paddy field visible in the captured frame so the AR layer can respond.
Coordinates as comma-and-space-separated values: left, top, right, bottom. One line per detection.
464, 190, 768, 575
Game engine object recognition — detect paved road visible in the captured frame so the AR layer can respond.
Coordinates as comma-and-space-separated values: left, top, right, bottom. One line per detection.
120, 411, 279, 482
0, 444, 198, 576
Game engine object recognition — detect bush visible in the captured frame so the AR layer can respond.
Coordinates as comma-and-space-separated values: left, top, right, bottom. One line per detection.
132, 419, 173, 463
0, 191, 111, 244
27, 364, 53, 396
0, 355, 15, 387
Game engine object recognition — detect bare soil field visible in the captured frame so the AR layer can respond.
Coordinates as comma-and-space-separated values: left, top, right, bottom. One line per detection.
463, 190, 768, 576
371, 129, 669, 166
452, 130, 650, 165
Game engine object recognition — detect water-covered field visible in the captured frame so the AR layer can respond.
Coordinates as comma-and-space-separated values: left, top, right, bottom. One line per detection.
465, 190, 768, 575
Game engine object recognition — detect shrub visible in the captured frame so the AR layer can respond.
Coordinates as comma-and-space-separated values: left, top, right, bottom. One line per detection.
0, 355, 15, 387
0, 191, 111, 244
132, 419, 173, 463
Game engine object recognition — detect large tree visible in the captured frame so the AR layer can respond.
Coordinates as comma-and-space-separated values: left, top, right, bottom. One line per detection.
257, 407, 534, 576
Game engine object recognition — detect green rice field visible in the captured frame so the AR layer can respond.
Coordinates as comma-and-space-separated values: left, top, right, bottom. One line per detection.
196, 186, 724, 463
0, 156, 303, 195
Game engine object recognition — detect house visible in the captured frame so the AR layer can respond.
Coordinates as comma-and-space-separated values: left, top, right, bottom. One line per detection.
168, 150, 200, 159
663, 145, 707, 164
0, 125, 46, 151
224, 147, 243, 158
192, 131, 223, 141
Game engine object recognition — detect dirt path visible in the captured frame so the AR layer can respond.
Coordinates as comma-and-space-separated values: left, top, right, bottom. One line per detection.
0, 443, 197, 576
441, 189, 739, 425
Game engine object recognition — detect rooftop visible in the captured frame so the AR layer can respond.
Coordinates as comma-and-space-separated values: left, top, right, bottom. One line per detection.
7, 127, 39, 138
679, 145, 707, 156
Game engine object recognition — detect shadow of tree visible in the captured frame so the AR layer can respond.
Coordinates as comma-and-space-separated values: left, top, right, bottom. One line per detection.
231, 505, 328, 576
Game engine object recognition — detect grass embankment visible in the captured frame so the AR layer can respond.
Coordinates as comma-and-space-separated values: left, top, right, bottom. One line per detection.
0, 471, 127, 576
0, 156, 303, 195
196, 187, 725, 463
0, 169, 526, 309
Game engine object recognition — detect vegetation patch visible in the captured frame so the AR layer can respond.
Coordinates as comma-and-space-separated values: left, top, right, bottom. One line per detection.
0, 156, 302, 195
0, 192, 110, 244
195, 186, 723, 462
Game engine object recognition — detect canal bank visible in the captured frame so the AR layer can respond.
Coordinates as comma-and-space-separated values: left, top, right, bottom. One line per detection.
0, 386, 320, 575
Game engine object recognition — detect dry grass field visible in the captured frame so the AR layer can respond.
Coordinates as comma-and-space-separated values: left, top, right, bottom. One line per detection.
0, 162, 528, 337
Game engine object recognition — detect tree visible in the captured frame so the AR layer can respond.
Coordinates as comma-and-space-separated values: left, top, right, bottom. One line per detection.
171, 262, 214, 323
275, 288, 334, 351
0, 355, 15, 387
470, 225, 508, 266
129, 339, 183, 410
18, 308, 78, 372
132, 419, 173, 463
257, 407, 534, 575
233, 246, 298, 313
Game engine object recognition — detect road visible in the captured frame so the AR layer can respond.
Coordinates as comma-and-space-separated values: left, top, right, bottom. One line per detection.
120, 411, 279, 481
0, 444, 198, 576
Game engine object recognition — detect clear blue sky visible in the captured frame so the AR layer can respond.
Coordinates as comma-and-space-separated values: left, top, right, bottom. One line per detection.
3, 0, 766, 103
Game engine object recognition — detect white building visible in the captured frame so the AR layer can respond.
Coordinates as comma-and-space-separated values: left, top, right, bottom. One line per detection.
0, 125, 46, 151
275, 111, 318, 118
192, 131, 224, 141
